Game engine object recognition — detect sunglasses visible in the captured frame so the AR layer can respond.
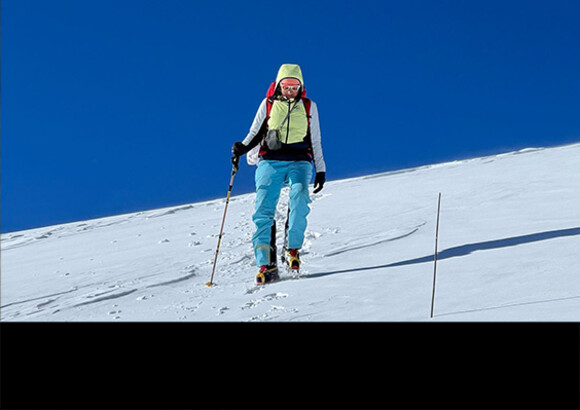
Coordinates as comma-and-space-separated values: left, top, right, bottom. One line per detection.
281, 84, 301, 91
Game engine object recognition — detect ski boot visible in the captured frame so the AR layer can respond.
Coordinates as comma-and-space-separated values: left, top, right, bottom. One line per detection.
283, 248, 300, 271
255, 265, 280, 285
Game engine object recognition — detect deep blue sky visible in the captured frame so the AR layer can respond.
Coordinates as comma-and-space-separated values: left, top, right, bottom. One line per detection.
2, 0, 579, 233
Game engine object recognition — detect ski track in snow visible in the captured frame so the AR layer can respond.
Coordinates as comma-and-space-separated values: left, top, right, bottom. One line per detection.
2, 143, 580, 321
322, 222, 426, 257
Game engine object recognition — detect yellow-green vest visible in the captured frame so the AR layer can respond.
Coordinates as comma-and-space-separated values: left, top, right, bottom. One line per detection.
267, 99, 309, 144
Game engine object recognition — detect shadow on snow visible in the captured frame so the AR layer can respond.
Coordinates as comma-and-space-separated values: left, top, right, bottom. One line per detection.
306, 227, 580, 279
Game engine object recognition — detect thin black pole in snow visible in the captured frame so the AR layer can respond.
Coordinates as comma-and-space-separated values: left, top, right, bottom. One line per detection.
430, 192, 442, 318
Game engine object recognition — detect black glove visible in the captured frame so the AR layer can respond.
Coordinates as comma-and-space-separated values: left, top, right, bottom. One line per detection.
313, 172, 326, 194
232, 142, 249, 157
231, 142, 249, 170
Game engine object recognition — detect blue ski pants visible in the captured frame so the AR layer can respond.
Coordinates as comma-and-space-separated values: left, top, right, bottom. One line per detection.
253, 160, 313, 267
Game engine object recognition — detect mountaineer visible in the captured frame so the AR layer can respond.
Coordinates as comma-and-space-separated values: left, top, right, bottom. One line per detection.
231, 63, 326, 284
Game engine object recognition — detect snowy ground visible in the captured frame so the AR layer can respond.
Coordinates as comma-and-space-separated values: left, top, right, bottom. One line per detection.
2, 142, 580, 321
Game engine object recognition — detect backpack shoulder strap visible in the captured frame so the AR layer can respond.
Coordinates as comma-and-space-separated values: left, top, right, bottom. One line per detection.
265, 81, 277, 117
302, 97, 312, 123
302, 97, 311, 114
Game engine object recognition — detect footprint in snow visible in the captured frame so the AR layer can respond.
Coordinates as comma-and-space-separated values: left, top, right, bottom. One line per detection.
241, 293, 288, 310
136, 295, 151, 301
108, 306, 121, 320
305, 230, 322, 240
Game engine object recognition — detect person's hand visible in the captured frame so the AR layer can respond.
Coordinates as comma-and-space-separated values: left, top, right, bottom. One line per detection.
231, 142, 248, 172
313, 172, 326, 193
231, 141, 248, 157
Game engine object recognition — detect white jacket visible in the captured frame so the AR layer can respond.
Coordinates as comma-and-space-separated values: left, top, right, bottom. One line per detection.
241, 98, 326, 173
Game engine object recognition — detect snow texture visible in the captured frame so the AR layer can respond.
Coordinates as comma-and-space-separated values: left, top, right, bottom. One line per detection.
2, 143, 580, 321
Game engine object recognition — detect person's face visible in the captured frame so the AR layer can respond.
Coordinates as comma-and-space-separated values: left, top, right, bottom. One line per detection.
280, 78, 301, 99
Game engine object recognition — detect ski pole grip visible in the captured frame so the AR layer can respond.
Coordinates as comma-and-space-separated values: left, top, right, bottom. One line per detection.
231, 155, 240, 174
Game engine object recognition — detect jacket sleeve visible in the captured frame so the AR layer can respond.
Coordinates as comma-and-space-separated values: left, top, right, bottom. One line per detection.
242, 98, 268, 166
309, 101, 326, 173
242, 98, 268, 148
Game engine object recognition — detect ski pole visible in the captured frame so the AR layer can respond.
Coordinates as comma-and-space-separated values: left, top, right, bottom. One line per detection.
430, 192, 442, 318
206, 156, 239, 287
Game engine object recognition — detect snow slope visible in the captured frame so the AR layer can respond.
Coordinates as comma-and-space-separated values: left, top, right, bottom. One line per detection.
2, 143, 580, 321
